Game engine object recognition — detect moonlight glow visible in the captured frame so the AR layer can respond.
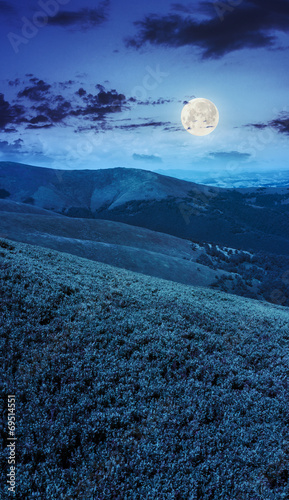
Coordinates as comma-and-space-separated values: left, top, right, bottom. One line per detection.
181, 98, 219, 136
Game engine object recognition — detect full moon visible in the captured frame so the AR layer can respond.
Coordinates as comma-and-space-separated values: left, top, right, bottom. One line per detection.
181, 98, 219, 136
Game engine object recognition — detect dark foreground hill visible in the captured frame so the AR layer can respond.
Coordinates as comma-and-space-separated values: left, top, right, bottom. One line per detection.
1, 162, 289, 255
1, 239, 289, 499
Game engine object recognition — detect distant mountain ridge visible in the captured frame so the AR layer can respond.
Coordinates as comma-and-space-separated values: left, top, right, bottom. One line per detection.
1, 162, 289, 306
0, 161, 214, 212
1, 161, 289, 256
154, 168, 289, 189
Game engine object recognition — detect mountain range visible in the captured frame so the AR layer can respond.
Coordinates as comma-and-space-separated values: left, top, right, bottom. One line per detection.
1, 161, 289, 254
154, 168, 289, 189
0, 161, 289, 305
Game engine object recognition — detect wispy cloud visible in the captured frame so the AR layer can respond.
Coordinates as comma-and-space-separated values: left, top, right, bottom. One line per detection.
17, 78, 51, 101
117, 121, 171, 130
247, 112, 289, 135
0, 93, 25, 129
133, 153, 163, 163
209, 151, 252, 161
8, 78, 21, 87
47, 2, 110, 31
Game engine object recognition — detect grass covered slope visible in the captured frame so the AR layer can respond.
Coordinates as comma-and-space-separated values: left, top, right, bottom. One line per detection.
1, 239, 289, 500
0, 210, 226, 288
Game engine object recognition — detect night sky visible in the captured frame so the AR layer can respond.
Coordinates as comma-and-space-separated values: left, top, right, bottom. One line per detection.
1, 0, 289, 177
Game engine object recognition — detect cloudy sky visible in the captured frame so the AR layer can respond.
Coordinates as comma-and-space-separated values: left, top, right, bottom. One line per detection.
1, 0, 289, 178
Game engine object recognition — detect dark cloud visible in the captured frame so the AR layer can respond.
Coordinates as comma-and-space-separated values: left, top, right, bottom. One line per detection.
76, 88, 87, 97
2, 75, 172, 135
26, 123, 53, 130
247, 113, 289, 134
74, 125, 99, 133
18, 79, 51, 101
151, 98, 173, 105
118, 121, 171, 130
96, 84, 105, 92
33, 95, 72, 124
2, 77, 129, 133
0, 94, 14, 129
72, 89, 127, 118
58, 80, 75, 90
126, 0, 289, 59
0, 93, 25, 130
133, 153, 163, 163
136, 97, 173, 106
270, 116, 289, 134
209, 151, 252, 161
47, 2, 110, 31
29, 115, 50, 125
247, 123, 267, 130
3, 128, 17, 133
8, 78, 21, 87
97, 90, 125, 106
163, 124, 183, 132
26, 115, 53, 129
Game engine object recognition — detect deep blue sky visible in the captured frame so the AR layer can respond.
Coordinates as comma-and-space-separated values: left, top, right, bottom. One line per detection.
1, 0, 289, 178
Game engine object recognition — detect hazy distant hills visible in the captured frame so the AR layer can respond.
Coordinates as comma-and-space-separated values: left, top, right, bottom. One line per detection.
1, 161, 289, 256
154, 168, 289, 189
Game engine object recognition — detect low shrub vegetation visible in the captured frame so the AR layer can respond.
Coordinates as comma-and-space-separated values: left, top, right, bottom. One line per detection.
1, 239, 289, 499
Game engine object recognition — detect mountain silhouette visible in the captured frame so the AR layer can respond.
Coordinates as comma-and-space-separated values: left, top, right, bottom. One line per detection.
1, 161, 289, 255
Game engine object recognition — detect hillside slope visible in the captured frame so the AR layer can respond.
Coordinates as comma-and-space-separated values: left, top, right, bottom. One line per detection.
0, 161, 208, 211
0, 210, 226, 287
1, 161, 289, 255
0, 199, 63, 216
1, 239, 289, 499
